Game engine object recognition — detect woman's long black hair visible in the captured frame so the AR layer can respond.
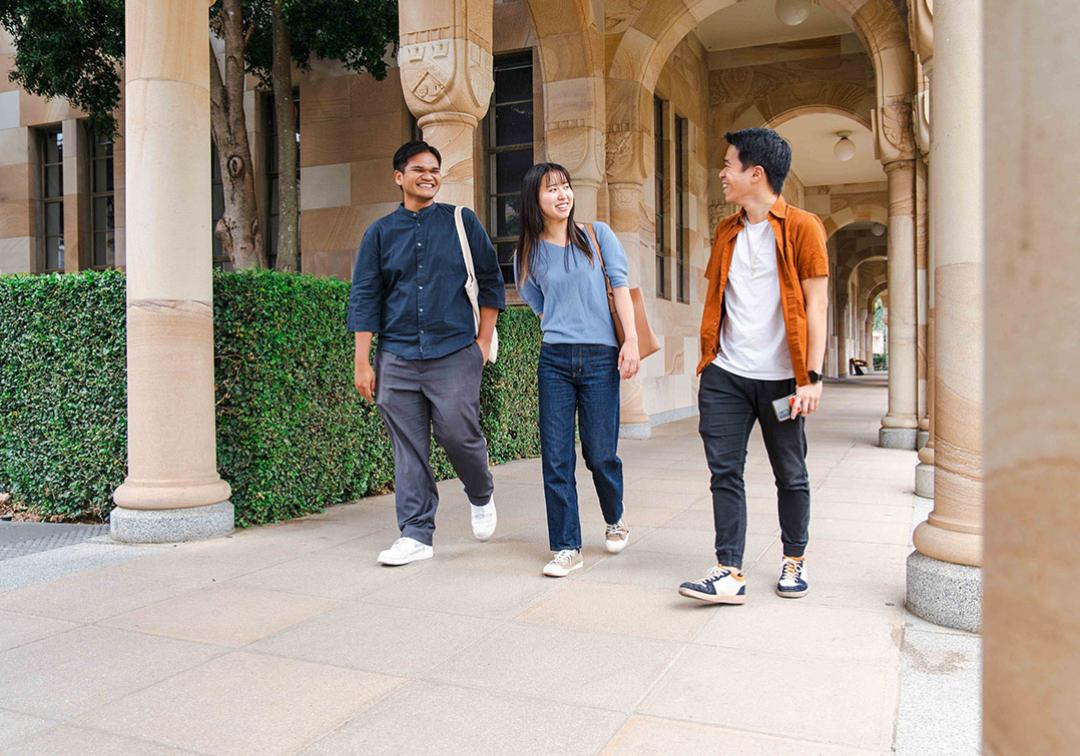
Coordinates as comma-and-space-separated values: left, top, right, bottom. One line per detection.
515, 162, 593, 284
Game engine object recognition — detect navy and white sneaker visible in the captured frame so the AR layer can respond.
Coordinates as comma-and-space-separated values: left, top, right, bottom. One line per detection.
678, 565, 747, 604
776, 556, 808, 598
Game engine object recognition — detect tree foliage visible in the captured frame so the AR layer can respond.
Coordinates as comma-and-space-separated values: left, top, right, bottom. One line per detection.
0, 0, 124, 135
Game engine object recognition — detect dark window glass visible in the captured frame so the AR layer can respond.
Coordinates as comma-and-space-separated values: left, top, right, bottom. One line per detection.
654, 97, 668, 299
39, 127, 64, 271
486, 52, 534, 282
211, 142, 229, 270
675, 115, 688, 304
90, 127, 115, 268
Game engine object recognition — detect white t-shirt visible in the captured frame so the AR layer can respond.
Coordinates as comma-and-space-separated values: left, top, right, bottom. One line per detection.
713, 219, 794, 380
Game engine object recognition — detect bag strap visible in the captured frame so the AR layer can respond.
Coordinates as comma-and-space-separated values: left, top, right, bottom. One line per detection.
455, 206, 476, 283
581, 223, 613, 296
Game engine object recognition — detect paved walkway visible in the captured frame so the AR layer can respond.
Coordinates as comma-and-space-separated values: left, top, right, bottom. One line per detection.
0, 380, 979, 755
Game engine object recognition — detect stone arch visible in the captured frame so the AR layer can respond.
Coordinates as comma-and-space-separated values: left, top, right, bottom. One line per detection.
523, 0, 606, 212
606, 0, 916, 172
848, 253, 888, 291
765, 105, 872, 133
823, 206, 890, 239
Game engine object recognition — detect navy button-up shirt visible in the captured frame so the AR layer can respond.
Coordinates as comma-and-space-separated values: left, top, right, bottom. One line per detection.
347, 202, 505, 360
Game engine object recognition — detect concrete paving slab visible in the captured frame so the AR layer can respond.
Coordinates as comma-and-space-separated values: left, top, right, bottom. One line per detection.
250, 602, 500, 677
0, 708, 56, 750
603, 715, 885, 755
0, 610, 78, 653
76, 652, 405, 756
428, 622, 682, 712
639, 645, 898, 751
100, 584, 341, 647
4, 724, 192, 756
0, 626, 222, 719
301, 680, 625, 756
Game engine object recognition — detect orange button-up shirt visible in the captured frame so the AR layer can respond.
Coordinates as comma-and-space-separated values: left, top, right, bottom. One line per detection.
697, 196, 829, 386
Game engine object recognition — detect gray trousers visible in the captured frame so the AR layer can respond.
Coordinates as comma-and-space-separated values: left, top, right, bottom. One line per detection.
374, 343, 494, 545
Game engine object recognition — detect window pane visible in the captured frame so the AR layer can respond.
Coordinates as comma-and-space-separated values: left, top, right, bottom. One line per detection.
45, 131, 62, 163
494, 64, 531, 104
46, 235, 61, 270
45, 201, 62, 235
496, 194, 522, 238
495, 102, 532, 147
497, 242, 516, 282
45, 165, 62, 197
93, 196, 108, 231
94, 232, 106, 267
495, 149, 533, 194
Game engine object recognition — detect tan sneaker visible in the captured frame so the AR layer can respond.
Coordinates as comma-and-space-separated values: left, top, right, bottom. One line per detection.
604, 521, 630, 553
543, 549, 583, 577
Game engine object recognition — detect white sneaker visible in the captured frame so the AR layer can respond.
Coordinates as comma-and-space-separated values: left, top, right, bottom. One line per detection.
543, 549, 583, 577
377, 536, 433, 566
471, 498, 497, 541
604, 521, 630, 553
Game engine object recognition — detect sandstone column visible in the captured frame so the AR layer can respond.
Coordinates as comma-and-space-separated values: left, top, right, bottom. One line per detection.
914, 157, 929, 449
111, 0, 233, 542
906, 0, 983, 632
878, 159, 918, 448
397, 1, 494, 208
984, 0, 1080, 749
605, 79, 651, 434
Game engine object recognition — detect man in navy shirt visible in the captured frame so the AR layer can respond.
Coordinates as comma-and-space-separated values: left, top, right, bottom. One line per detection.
348, 141, 505, 565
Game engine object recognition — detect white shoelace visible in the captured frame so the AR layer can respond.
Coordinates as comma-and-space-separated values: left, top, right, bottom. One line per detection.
552, 549, 577, 566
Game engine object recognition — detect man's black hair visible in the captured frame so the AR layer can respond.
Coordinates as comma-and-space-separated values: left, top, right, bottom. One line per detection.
724, 128, 792, 196
393, 141, 442, 173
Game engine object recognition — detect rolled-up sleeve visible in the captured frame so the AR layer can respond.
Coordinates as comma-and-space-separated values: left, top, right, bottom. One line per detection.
463, 208, 506, 310
514, 252, 545, 315
347, 223, 383, 332
595, 222, 629, 288
796, 215, 829, 280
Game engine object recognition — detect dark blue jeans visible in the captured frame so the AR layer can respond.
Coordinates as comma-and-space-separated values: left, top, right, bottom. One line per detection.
538, 343, 624, 551
698, 364, 810, 568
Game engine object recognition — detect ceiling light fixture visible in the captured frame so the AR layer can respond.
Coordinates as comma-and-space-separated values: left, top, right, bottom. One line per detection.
775, 0, 812, 26
871, 222, 886, 237
834, 131, 856, 162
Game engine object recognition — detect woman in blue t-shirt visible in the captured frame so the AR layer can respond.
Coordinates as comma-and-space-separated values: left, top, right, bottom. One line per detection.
515, 162, 640, 577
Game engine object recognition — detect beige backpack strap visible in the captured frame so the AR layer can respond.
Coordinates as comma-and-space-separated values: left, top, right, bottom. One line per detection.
455, 206, 476, 283
582, 223, 613, 295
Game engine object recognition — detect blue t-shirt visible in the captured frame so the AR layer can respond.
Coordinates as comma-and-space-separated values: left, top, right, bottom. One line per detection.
515, 222, 629, 348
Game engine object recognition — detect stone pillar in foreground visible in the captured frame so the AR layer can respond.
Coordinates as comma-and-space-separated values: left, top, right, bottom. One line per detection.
878, 159, 918, 448
914, 157, 929, 449
984, 1, 1080, 751
111, 0, 233, 542
906, 0, 983, 632
397, 0, 494, 208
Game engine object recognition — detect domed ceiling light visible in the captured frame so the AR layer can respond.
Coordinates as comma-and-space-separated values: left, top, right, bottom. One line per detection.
833, 130, 856, 162
775, 0, 812, 26
871, 222, 886, 237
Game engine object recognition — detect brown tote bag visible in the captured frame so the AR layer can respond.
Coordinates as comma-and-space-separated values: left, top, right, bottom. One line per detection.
582, 224, 661, 359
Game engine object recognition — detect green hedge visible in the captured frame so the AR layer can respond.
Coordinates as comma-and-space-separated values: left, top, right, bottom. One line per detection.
0, 269, 541, 525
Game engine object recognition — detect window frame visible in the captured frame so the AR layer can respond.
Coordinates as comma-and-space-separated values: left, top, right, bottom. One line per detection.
653, 96, 669, 300
37, 125, 65, 273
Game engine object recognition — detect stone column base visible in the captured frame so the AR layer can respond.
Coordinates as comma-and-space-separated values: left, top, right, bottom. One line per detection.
906, 550, 981, 633
916, 429, 929, 449
110, 501, 234, 544
915, 462, 935, 499
879, 427, 919, 449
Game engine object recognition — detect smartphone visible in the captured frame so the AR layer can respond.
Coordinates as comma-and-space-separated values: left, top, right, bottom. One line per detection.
772, 393, 798, 422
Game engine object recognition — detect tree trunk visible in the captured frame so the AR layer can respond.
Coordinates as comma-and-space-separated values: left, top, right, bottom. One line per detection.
271, 2, 299, 272
208, 0, 264, 269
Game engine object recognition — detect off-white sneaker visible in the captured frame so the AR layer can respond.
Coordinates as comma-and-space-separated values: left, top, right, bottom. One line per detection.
604, 521, 630, 553
471, 498, 497, 541
678, 565, 747, 604
543, 549, 583, 577
377, 537, 433, 566
776, 556, 809, 598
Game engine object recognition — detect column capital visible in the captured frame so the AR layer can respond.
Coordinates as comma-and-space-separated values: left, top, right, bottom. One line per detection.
872, 99, 918, 164
397, 17, 493, 124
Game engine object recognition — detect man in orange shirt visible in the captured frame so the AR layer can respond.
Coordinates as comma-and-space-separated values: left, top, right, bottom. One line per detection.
679, 128, 829, 605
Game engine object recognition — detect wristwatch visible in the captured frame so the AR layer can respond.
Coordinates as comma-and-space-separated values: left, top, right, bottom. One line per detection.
807, 370, 822, 384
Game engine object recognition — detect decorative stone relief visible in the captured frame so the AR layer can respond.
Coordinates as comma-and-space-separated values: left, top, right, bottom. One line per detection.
398, 26, 493, 121
873, 99, 916, 162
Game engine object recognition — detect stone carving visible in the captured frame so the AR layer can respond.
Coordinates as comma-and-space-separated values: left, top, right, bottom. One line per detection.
856, 0, 910, 54
875, 99, 916, 160
468, 44, 494, 110
605, 123, 636, 178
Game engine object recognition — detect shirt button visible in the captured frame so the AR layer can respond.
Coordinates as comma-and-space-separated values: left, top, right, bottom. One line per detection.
419, 308, 424, 313
417, 242, 422, 248
418, 285, 423, 290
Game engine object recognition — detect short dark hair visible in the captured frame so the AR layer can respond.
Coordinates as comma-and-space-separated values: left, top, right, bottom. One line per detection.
393, 141, 442, 173
724, 128, 792, 195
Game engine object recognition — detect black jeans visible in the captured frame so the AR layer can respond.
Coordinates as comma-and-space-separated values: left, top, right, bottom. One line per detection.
698, 364, 810, 568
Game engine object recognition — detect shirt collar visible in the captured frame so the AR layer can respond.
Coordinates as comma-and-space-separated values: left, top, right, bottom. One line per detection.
396, 201, 439, 219
736, 195, 787, 226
